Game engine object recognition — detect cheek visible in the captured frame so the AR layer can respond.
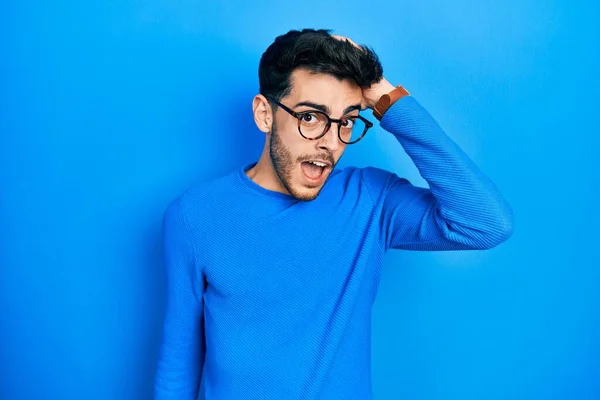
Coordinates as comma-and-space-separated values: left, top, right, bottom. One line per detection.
334, 145, 347, 160
278, 126, 307, 156
282, 123, 302, 144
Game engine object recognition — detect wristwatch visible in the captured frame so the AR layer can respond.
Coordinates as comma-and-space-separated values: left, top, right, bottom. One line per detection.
373, 85, 410, 121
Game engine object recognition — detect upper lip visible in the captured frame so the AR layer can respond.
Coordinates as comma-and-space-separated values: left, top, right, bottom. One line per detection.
305, 159, 332, 167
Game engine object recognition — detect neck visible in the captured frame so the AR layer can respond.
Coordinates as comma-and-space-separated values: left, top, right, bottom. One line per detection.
246, 153, 290, 196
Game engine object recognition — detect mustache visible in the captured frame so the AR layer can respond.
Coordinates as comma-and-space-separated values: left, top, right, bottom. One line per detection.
298, 155, 335, 165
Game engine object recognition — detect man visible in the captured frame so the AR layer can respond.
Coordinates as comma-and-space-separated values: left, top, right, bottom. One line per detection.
154, 28, 513, 400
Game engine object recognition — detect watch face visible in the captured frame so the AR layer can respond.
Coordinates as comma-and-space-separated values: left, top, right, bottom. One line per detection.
380, 94, 391, 106
374, 87, 410, 120
374, 95, 390, 116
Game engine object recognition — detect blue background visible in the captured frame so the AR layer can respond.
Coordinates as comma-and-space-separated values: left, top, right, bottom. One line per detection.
1, 1, 598, 399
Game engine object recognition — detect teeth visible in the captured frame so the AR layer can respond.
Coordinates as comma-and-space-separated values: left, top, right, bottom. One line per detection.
309, 161, 327, 167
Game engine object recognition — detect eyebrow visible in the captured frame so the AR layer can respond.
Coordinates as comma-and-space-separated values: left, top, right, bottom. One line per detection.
293, 101, 362, 116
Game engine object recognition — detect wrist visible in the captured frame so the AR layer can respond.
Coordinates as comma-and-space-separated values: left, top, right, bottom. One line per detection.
372, 84, 410, 121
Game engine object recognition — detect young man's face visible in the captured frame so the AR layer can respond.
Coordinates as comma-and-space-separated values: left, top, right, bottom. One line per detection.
269, 68, 363, 201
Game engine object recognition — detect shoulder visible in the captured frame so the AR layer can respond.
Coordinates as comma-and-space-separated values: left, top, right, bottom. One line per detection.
334, 164, 403, 181
325, 165, 406, 203
355, 166, 414, 205
336, 165, 408, 189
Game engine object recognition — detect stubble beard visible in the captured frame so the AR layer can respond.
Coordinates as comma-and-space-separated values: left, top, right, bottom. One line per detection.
269, 123, 322, 202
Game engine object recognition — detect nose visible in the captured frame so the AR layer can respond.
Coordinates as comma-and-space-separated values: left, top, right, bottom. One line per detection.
317, 122, 342, 153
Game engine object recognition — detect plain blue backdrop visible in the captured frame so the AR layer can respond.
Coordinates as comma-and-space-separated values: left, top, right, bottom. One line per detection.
1, 1, 598, 399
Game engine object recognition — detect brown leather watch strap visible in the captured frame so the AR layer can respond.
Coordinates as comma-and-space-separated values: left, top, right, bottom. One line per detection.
373, 85, 410, 120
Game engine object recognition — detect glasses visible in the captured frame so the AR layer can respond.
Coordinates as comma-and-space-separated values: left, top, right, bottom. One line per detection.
266, 96, 373, 145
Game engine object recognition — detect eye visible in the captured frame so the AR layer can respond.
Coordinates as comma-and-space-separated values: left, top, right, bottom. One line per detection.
300, 112, 321, 125
341, 118, 355, 128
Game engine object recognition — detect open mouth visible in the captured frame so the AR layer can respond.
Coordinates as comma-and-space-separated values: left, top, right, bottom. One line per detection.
300, 160, 331, 184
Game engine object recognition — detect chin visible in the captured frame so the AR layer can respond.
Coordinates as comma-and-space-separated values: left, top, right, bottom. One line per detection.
278, 164, 334, 201
290, 180, 328, 201
285, 182, 321, 201
292, 191, 320, 202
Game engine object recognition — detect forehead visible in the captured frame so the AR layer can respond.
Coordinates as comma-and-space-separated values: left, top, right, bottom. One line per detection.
286, 69, 362, 106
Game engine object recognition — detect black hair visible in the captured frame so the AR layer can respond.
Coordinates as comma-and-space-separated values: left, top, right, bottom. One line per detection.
258, 28, 384, 102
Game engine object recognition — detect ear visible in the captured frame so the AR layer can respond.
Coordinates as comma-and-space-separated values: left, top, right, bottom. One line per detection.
252, 94, 273, 134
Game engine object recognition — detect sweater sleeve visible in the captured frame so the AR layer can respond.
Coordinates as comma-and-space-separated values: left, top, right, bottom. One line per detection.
361, 95, 514, 252
154, 196, 205, 400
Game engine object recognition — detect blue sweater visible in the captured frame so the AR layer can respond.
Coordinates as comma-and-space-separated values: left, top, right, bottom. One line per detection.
154, 96, 514, 400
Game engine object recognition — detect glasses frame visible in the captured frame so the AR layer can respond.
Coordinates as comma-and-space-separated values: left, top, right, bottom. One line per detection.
265, 96, 373, 145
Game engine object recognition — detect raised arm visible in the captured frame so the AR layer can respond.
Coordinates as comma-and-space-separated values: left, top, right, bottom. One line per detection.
328, 35, 513, 252
154, 197, 205, 399
362, 94, 514, 251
